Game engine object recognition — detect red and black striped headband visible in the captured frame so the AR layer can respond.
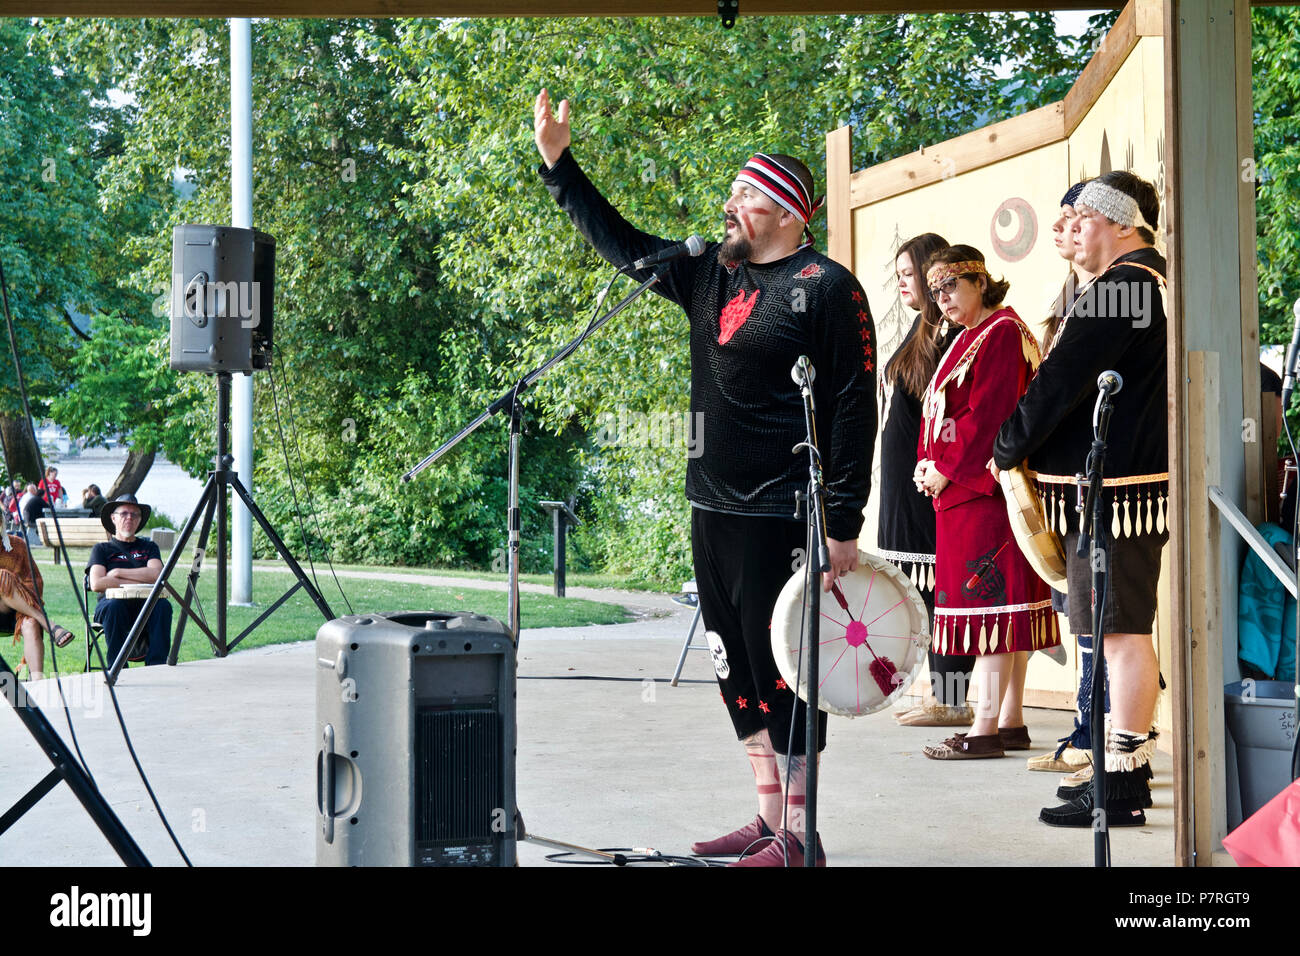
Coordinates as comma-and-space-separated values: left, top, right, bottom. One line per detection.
735, 153, 826, 245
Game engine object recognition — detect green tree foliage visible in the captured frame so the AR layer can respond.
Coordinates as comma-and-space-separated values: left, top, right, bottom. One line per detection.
49, 313, 201, 466
47, 16, 584, 568
34, 13, 1116, 585
1254, 7, 1300, 345
0, 19, 117, 477
376, 13, 1093, 583
7, 20, 199, 486
1250, 7, 1300, 448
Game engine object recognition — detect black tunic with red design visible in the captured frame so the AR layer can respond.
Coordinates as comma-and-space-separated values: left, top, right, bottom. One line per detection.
540, 149, 876, 539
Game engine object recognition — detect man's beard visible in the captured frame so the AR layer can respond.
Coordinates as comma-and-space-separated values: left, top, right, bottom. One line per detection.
717, 233, 752, 265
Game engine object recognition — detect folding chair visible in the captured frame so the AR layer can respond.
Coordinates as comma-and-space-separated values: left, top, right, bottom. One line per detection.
670, 579, 706, 686
82, 567, 147, 673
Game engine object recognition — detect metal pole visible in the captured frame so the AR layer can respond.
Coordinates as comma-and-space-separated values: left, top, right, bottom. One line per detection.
229, 17, 254, 605
554, 509, 565, 598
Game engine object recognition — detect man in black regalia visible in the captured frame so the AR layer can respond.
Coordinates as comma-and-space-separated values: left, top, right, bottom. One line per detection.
535, 89, 877, 865
992, 170, 1168, 828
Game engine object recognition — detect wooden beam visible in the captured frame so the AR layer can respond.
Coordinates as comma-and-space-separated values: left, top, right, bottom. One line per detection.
1062, 0, 1140, 135
825, 125, 852, 270
1186, 351, 1226, 868
1168, 0, 1249, 868
1162, 0, 1191, 869
847, 102, 1064, 209
0, 1, 1125, 16
1135, 0, 1164, 35
1236, 0, 1263, 526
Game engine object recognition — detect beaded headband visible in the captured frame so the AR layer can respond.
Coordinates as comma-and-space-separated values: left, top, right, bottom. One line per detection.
1077, 181, 1144, 228
1061, 180, 1087, 209
926, 259, 988, 288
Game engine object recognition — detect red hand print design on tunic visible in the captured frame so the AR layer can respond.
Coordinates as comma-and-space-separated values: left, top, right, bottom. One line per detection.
718, 288, 760, 345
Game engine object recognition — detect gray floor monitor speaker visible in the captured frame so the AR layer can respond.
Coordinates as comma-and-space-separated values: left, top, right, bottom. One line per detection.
316, 610, 516, 866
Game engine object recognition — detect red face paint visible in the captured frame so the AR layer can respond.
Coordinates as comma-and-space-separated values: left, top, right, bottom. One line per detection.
738, 211, 757, 240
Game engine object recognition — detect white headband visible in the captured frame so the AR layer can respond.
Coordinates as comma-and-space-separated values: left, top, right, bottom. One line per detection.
1077, 181, 1144, 229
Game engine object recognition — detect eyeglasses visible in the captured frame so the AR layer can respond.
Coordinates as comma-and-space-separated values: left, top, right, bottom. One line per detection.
928, 277, 962, 302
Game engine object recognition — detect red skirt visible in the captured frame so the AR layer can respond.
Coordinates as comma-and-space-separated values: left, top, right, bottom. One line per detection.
932, 492, 1059, 655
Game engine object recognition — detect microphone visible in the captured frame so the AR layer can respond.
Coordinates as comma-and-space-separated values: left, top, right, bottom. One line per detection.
1097, 370, 1123, 396
1282, 298, 1300, 409
1093, 369, 1123, 430
791, 356, 816, 387
631, 235, 705, 271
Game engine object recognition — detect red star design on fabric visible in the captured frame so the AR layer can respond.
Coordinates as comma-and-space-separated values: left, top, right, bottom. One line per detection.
759, 700, 771, 714
736, 696, 749, 710
856, 309, 868, 322
859, 327, 871, 341
775, 678, 788, 691
850, 290, 862, 303
863, 359, 874, 372
864, 344, 874, 357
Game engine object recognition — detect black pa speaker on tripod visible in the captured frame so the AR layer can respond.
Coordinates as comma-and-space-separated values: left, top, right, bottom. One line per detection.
170, 224, 274, 373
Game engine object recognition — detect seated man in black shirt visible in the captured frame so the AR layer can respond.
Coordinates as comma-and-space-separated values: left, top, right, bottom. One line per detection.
88, 493, 171, 667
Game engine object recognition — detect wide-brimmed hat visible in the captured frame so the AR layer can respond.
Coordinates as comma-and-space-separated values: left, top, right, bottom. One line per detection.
100, 493, 152, 534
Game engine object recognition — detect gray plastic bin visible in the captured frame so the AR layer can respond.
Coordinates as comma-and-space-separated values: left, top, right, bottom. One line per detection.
1224, 679, 1297, 820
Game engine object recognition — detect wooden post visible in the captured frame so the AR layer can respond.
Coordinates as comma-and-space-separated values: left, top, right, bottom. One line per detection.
825, 125, 852, 270
1235, 0, 1262, 526
1162, 0, 1190, 867
1166, 0, 1253, 867
1186, 351, 1228, 863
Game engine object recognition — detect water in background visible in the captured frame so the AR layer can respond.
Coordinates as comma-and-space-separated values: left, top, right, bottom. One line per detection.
43, 450, 207, 529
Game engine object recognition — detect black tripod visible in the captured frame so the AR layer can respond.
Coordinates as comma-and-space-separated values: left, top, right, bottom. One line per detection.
105, 371, 334, 684
0, 653, 150, 863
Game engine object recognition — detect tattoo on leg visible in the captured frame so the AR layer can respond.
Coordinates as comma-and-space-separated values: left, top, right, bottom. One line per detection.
744, 730, 782, 825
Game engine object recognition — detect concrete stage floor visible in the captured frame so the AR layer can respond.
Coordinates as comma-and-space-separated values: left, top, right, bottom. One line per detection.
0, 585, 1173, 867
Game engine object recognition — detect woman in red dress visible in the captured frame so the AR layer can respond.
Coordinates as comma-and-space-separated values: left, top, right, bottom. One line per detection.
913, 245, 1060, 759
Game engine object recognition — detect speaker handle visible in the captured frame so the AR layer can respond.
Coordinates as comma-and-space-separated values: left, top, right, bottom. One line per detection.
320, 724, 336, 844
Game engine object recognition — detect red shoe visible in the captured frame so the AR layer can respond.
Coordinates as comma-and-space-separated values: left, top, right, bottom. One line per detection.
691, 815, 774, 856
728, 828, 826, 867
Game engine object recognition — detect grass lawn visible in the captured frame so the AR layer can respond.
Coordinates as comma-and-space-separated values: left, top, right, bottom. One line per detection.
18, 554, 632, 678
40, 546, 665, 593
249, 559, 667, 592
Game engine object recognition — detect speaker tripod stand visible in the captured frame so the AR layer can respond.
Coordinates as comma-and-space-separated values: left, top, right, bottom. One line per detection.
105, 371, 334, 684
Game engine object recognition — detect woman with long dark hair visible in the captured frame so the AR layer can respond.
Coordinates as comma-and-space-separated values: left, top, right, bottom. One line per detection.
880, 233, 973, 726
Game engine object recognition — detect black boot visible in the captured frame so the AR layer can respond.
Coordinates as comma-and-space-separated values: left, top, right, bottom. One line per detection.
1056, 761, 1153, 802
1040, 767, 1149, 828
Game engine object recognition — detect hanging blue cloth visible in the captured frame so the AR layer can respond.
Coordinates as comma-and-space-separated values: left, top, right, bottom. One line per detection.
1237, 522, 1297, 681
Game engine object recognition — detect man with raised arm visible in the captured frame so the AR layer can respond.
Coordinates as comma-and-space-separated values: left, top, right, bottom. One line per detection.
535, 90, 877, 865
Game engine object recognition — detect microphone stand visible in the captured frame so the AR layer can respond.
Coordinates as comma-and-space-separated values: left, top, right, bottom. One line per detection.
401, 263, 670, 643
1076, 383, 1118, 868
792, 357, 830, 868
401, 261, 672, 860
1281, 298, 1300, 781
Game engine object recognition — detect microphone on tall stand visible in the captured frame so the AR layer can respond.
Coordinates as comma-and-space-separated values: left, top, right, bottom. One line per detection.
1282, 298, 1300, 412
630, 235, 705, 271
790, 355, 816, 388
1093, 369, 1123, 428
